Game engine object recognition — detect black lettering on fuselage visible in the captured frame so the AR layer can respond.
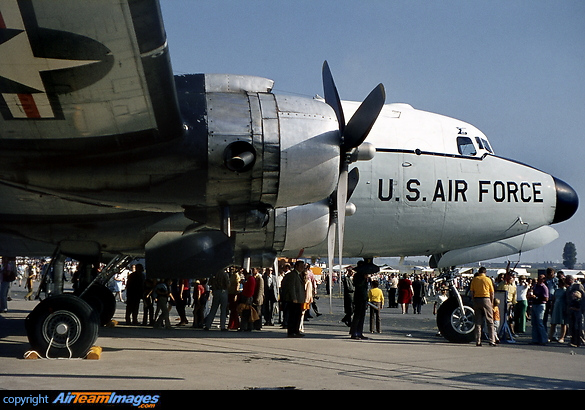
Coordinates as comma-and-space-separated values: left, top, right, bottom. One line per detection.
494, 181, 505, 202
432, 179, 467, 202
378, 179, 394, 201
455, 180, 468, 202
406, 179, 420, 201
478, 180, 544, 203
377, 178, 544, 204
520, 182, 532, 202
433, 180, 445, 202
507, 181, 519, 202
479, 180, 490, 202
533, 182, 543, 202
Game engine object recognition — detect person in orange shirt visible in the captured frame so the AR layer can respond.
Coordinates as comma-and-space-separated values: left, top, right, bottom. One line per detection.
469, 267, 497, 346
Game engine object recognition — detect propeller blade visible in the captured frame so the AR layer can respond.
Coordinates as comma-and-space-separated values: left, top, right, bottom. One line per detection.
343, 83, 386, 151
347, 167, 360, 201
322, 61, 345, 134
327, 221, 336, 298
337, 165, 349, 273
328, 167, 359, 209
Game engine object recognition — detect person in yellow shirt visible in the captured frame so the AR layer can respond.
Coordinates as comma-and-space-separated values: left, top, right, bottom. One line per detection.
469, 267, 496, 346
368, 280, 385, 333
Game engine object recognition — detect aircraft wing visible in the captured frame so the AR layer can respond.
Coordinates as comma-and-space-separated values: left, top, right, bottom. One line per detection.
0, 0, 182, 147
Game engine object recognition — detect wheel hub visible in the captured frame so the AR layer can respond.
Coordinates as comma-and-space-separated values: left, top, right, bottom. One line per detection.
451, 306, 475, 334
42, 310, 82, 348
55, 323, 69, 336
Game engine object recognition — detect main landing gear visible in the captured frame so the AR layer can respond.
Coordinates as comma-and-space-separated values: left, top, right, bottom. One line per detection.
25, 249, 131, 358
25, 294, 100, 359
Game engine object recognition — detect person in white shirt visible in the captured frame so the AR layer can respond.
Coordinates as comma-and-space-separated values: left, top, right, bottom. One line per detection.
514, 276, 529, 334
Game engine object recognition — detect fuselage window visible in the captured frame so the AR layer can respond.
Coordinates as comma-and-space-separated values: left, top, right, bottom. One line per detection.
457, 136, 477, 156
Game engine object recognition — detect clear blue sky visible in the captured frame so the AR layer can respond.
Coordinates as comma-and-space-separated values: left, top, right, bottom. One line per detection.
159, 0, 585, 264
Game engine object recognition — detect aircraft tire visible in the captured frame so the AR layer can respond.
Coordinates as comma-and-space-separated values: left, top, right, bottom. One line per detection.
436, 297, 475, 343
80, 284, 117, 327
25, 294, 99, 358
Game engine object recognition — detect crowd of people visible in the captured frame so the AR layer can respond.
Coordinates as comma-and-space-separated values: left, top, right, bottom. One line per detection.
105, 260, 322, 338
341, 264, 450, 338
108, 259, 445, 340
3, 256, 585, 348
339, 264, 585, 348
467, 267, 585, 348
0, 258, 49, 312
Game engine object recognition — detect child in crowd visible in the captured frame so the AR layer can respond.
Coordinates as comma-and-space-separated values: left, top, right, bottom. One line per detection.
493, 298, 501, 343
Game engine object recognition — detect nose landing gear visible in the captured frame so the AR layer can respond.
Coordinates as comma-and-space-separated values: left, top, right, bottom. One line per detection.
436, 297, 475, 343
434, 269, 476, 343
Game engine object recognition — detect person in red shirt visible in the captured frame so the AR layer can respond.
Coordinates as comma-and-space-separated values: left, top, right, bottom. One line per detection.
192, 279, 207, 328
239, 270, 256, 331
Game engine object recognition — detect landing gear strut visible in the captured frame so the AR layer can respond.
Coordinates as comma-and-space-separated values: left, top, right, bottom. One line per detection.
24, 246, 131, 358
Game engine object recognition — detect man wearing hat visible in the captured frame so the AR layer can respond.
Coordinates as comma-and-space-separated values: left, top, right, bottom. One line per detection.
280, 260, 306, 337
350, 258, 379, 340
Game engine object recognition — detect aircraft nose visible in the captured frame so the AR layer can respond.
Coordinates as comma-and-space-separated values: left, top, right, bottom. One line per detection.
553, 177, 579, 224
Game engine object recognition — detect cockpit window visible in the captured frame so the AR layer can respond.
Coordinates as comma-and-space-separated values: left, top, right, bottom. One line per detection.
457, 136, 477, 156
475, 137, 493, 154
475, 137, 484, 150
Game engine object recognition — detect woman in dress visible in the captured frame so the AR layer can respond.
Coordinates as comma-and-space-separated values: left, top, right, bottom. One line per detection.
299, 268, 314, 334
397, 274, 414, 314
548, 277, 568, 343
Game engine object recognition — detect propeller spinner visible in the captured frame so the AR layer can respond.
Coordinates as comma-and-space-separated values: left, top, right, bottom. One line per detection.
322, 61, 386, 283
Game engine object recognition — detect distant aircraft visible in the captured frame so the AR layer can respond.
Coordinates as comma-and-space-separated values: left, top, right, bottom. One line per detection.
0, 0, 577, 356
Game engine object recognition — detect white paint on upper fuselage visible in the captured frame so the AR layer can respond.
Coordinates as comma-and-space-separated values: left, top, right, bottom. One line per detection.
341, 100, 494, 158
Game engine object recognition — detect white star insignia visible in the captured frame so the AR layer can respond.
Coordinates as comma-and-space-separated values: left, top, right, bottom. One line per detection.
0, 30, 99, 93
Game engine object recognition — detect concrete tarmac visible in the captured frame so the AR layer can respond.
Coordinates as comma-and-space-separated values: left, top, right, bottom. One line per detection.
1, 283, 585, 391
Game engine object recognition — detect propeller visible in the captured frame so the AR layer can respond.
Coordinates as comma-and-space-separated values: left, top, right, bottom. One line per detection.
327, 167, 359, 295
322, 61, 385, 286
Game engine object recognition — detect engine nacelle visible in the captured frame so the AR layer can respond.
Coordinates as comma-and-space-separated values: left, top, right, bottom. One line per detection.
233, 201, 330, 267
177, 74, 340, 230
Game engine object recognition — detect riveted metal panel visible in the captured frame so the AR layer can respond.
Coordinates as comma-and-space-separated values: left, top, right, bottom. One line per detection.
207, 92, 252, 137
248, 93, 264, 203
203, 74, 274, 94
274, 95, 340, 207
258, 93, 280, 206
206, 91, 254, 206
271, 201, 330, 253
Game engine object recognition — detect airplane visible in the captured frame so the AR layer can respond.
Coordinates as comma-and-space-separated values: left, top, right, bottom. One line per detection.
0, 0, 578, 357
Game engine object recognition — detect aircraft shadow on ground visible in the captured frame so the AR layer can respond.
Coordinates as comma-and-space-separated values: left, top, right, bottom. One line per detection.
338, 366, 585, 390
449, 373, 585, 390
